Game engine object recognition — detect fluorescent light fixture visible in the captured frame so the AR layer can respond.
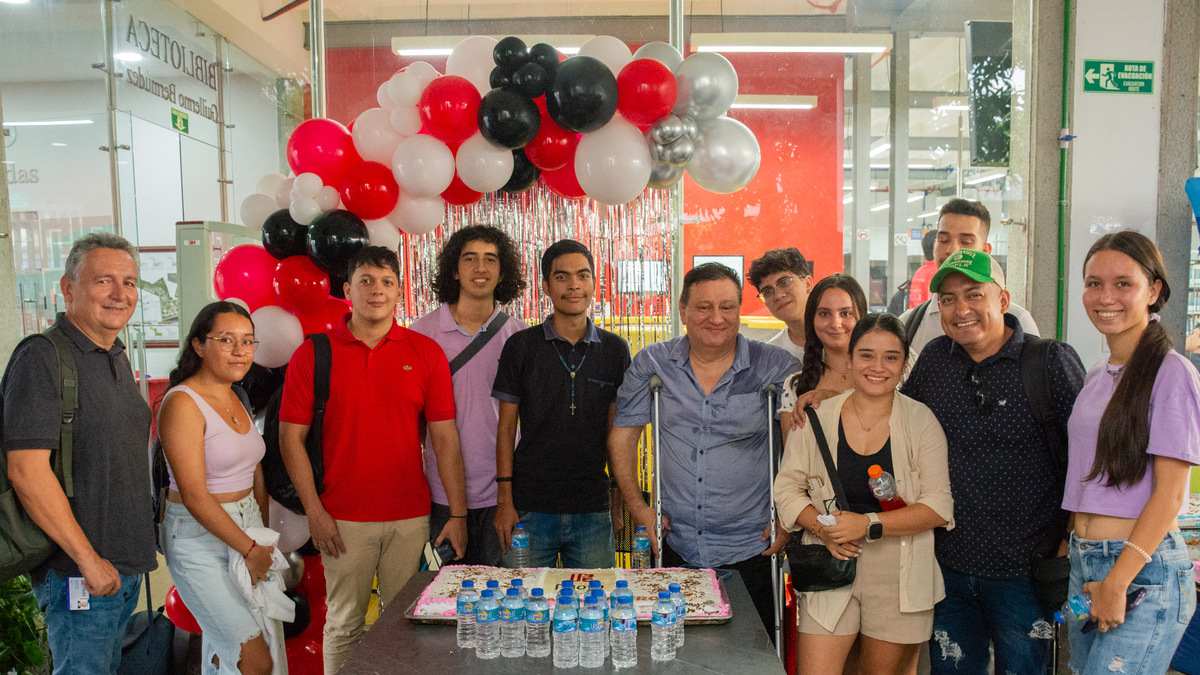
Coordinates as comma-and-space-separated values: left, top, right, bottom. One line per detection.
50, 142, 67, 147
965, 171, 1007, 186
870, 203, 890, 212
114, 51, 144, 63
0, 0, 32, 5
918, 210, 940, 218
692, 32, 891, 54
842, 163, 938, 171
907, 193, 925, 203
3, 119, 94, 127
730, 95, 817, 111
392, 35, 592, 57
869, 142, 891, 158
843, 196, 853, 204
933, 96, 969, 113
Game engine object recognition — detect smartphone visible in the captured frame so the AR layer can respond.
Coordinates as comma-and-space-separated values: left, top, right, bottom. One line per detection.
433, 540, 458, 564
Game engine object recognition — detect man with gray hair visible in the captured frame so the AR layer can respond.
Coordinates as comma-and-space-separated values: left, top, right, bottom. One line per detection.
4, 232, 156, 674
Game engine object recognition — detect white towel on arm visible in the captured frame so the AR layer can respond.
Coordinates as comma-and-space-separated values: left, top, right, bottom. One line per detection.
227, 527, 294, 675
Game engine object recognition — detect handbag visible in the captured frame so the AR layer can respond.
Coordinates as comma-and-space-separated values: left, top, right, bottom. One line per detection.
787, 407, 857, 593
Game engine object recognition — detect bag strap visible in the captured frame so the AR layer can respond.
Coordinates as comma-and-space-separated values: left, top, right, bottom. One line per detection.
805, 407, 850, 512
449, 311, 509, 375
232, 384, 253, 416
904, 300, 930, 348
44, 327, 78, 499
1020, 337, 1065, 477
310, 333, 332, 415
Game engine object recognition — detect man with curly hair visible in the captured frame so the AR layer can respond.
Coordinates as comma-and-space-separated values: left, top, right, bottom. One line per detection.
411, 225, 527, 565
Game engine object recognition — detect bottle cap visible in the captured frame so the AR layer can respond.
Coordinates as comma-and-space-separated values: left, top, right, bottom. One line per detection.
590, 590, 603, 601
635, 525, 647, 532
669, 583, 681, 593
511, 578, 523, 587
615, 580, 629, 589
561, 586, 574, 596
1053, 611, 1065, 624
481, 589, 494, 599
589, 580, 602, 589
531, 588, 544, 597
867, 464, 883, 478
585, 596, 598, 606
658, 591, 671, 600
486, 580, 499, 588
619, 596, 633, 604
462, 579, 475, 588
506, 588, 520, 597
562, 580, 573, 588
515, 522, 525, 530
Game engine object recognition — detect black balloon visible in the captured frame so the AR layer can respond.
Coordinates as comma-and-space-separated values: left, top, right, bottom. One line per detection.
512, 62, 550, 98
489, 66, 512, 90
547, 56, 618, 133
282, 591, 311, 639
493, 36, 529, 70
500, 149, 539, 193
306, 209, 368, 275
236, 363, 286, 416
261, 209, 309, 260
478, 89, 541, 149
529, 43, 560, 73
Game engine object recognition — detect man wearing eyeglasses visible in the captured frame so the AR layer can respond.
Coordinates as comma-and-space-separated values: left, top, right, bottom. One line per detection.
900, 249, 1084, 675
748, 248, 813, 360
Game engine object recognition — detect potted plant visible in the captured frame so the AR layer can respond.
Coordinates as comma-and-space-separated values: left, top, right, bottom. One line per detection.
0, 575, 48, 674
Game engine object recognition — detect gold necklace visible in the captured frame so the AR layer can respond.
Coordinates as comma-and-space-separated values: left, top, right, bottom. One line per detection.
848, 395, 888, 432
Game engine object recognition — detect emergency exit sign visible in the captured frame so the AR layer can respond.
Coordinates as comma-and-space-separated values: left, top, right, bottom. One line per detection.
171, 108, 190, 134
1082, 59, 1155, 94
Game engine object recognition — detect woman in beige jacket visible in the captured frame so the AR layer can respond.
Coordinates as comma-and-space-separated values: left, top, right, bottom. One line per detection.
775, 313, 954, 674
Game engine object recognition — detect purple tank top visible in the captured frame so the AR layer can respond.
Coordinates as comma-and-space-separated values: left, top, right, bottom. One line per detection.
162, 385, 265, 494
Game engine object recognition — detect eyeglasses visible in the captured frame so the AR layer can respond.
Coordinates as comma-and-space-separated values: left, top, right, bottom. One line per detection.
205, 334, 259, 352
757, 274, 804, 303
967, 371, 992, 414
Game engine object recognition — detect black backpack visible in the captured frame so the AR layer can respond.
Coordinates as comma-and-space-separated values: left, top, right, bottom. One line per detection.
887, 281, 911, 316
903, 299, 931, 347
261, 334, 332, 515
0, 327, 78, 582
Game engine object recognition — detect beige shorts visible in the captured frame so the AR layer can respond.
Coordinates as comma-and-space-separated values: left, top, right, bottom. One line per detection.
797, 535, 933, 644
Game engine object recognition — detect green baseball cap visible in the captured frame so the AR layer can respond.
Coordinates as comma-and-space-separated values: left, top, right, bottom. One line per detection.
929, 249, 1006, 293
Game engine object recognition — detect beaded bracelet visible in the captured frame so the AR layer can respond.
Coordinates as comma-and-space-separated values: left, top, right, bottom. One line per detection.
1124, 540, 1153, 563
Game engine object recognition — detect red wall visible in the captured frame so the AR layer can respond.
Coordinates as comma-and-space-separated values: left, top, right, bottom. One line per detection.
326, 47, 845, 316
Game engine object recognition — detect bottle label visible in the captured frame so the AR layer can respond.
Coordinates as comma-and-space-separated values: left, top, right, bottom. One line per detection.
580, 617, 603, 633
553, 618, 577, 633
527, 609, 549, 624
612, 618, 637, 633
502, 606, 525, 622
477, 606, 500, 623
633, 539, 650, 551
457, 600, 475, 616
652, 610, 674, 627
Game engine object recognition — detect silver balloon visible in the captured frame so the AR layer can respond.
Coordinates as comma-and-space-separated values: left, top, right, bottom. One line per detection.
649, 141, 669, 164
649, 115, 685, 145
281, 551, 305, 591
663, 136, 695, 167
673, 53, 739, 120
648, 161, 685, 189
680, 116, 700, 141
633, 41, 684, 71
687, 116, 761, 194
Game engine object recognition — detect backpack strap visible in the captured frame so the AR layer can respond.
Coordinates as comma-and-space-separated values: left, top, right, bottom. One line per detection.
1020, 337, 1065, 477
904, 300, 930, 348
449, 311, 509, 375
44, 328, 78, 499
310, 333, 332, 413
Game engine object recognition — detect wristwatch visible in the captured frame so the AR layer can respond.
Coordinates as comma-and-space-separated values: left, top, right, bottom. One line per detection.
866, 512, 883, 542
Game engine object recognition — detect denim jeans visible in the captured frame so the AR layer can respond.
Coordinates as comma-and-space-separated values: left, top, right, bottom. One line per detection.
33, 569, 142, 675
1068, 531, 1195, 675
929, 567, 1050, 674
504, 510, 615, 568
429, 502, 501, 566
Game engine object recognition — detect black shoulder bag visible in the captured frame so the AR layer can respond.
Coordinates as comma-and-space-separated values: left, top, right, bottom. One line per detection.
787, 407, 857, 593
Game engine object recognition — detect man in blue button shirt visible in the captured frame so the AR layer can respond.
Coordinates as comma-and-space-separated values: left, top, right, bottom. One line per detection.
609, 262, 799, 639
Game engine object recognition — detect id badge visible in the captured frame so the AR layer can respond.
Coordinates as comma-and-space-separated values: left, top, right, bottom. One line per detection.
68, 577, 90, 611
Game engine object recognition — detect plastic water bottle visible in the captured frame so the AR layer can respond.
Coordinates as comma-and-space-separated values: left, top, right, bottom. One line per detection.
510, 523, 531, 567
475, 589, 501, 660
511, 577, 528, 601
611, 595, 638, 669
669, 582, 687, 649
867, 464, 907, 511
589, 589, 609, 658
610, 579, 631, 652
501, 587, 527, 657
632, 525, 652, 568
456, 579, 479, 648
553, 593, 579, 668
526, 588, 551, 658
486, 579, 500, 595
579, 595, 606, 668
651, 590, 677, 662
1055, 588, 1148, 631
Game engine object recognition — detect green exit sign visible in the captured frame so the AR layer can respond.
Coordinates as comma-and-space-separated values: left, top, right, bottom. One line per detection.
1082, 59, 1155, 94
171, 108, 190, 134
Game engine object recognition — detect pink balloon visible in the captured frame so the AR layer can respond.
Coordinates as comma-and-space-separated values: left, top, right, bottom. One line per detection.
213, 245, 279, 311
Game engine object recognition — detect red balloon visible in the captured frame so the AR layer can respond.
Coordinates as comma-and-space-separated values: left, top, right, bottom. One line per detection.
339, 161, 400, 220
286, 118, 356, 189
418, 75, 482, 146
213, 244, 279, 311
164, 586, 202, 634
542, 163, 586, 199
299, 296, 350, 335
441, 173, 483, 206
273, 256, 331, 314
617, 59, 678, 127
525, 97, 580, 172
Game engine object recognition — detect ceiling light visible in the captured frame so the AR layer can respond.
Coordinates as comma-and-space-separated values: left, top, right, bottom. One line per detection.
3, 119, 95, 127
50, 142, 67, 147
392, 35, 590, 57
870, 203, 890, 212
869, 142, 891, 158
730, 95, 817, 111
692, 32, 891, 55
843, 196, 853, 204
933, 96, 970, 113
114, 51, 144, 63
965, 171, 1007, 186
0, 0, 32, 5
907, 194, 925, 203
918, 210, 940, 218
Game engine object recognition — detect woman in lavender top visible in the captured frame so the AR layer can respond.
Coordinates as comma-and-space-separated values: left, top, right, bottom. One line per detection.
1063, 231, 1200, 673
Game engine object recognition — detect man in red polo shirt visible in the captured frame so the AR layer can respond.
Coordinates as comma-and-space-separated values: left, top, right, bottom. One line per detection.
279, 246, 467, 673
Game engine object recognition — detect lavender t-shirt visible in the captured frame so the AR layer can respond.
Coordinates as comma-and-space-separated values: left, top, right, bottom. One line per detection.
410, 304, 523, 509
1062, 351, 1200, 518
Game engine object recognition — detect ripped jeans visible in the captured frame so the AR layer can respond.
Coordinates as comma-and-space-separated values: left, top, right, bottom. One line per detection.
1067, 531, 1195, 675
929, 568, 1050, 674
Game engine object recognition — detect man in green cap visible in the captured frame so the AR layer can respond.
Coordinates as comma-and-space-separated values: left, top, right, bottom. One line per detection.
901, 249, 1085, 675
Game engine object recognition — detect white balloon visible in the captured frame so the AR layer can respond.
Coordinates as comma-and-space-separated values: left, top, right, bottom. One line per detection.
317, 185, 340, 212
391, 135, 455, 197
239, 193, 276, 230
289, 196, 322, 225
633, 41, 683, 71
579, 35, 633, 75
386, 71, 426, 108
575, 114, 652, 205
455, 133, 515, 193
390, 194, 445, 235
376, 80, 396, 109
446, 35, 498, 96
292, 172, 324, 198
274, 177, 295, 208
250, 305, 304, 368
388, 106, 422, 136
225, 297, 250, 311
365, 218, 402, 250
255, 173, 288, 197
269, 498, 310, 554
352, 107, 404, 163
404, 61, 441, 88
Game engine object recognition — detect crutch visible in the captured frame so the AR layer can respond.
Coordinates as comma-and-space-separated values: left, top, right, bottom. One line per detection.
764, 383, 783, 657
650, 373, 665, 568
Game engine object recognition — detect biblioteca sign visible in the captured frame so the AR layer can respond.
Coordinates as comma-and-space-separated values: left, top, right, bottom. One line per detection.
121, 14, 221, 125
